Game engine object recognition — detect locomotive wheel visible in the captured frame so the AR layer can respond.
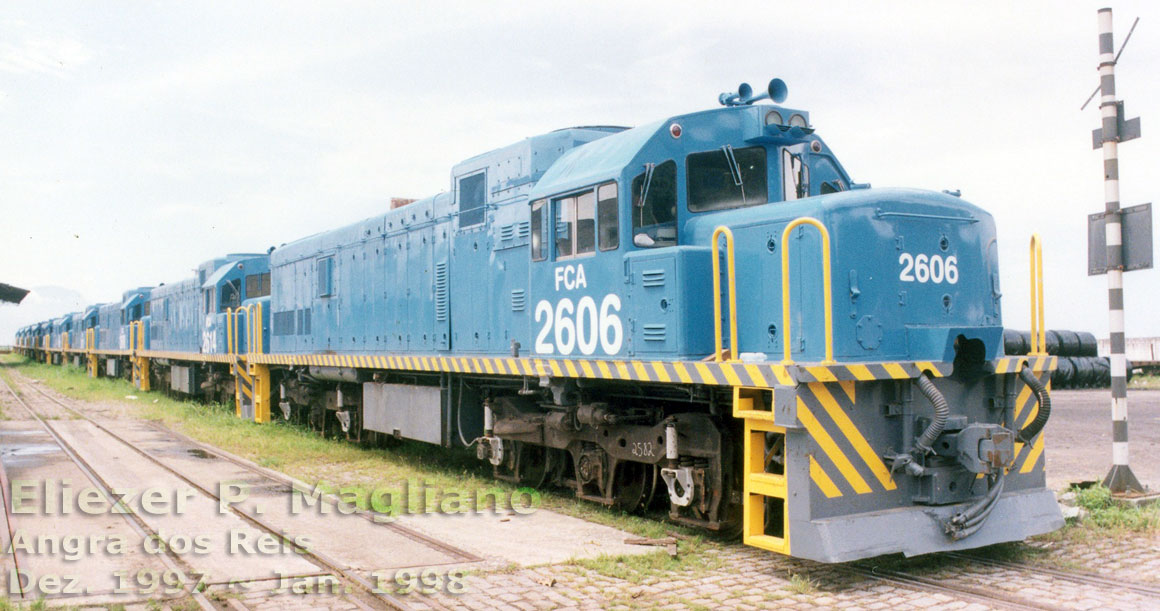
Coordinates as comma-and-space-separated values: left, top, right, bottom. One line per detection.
611, 461, 656, 513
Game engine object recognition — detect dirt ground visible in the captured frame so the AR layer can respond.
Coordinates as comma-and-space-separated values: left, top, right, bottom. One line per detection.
1044, 389, 1160, 491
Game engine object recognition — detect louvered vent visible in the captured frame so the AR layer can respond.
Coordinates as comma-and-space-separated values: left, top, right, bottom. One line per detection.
641, 269, 666, 287
499, 223, 516, 241
511, 289, 526, 311
434, 262, 449, 321
517, 221, 531, 238
643, 324, 667, 341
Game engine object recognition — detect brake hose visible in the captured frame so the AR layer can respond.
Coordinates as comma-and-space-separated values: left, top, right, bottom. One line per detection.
914, 373, 949, 454
1016, 367, 1051, 444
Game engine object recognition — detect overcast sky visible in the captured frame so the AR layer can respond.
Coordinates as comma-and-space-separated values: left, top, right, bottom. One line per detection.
2, 1, 1158, 344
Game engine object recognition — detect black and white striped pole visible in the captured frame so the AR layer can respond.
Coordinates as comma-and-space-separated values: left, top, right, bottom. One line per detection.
1096, 7, 1144, 494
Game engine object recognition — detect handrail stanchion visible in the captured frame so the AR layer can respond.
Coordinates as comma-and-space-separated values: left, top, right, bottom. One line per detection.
711, 226, 739, 362
1029, 234, 1046, 355
780, 217, 835, 365
226, 307, 235, 355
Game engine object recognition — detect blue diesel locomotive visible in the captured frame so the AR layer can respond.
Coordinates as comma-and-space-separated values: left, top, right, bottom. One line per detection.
17, 79, 1062, 562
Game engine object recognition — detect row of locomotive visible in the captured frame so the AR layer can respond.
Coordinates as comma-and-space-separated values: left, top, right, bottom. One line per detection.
16, 79, 1062, 562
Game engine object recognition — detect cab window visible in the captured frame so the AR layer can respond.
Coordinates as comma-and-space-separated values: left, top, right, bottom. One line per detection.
246, 272, 271, 298
220, 279, 241, 313
687, 146, 767, 211
555, 190, 596, 260
597, 182, 618, 250
631, 160, 677, 247
782, 148, 809, 201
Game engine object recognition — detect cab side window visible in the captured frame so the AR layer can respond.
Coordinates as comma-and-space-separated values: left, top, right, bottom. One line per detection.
532, 180, 619, 261
555, 190, 596, 260
246, 272, 271, 298
631, 160, 677, 247
220, 279, 241, 313
782, 148, 809, 201
597, 182, 618, 250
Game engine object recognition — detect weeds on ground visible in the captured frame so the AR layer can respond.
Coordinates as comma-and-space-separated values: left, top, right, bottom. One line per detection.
785, 572, 818, 594
566, 537, 721, 584
1071, 484, 1160, 532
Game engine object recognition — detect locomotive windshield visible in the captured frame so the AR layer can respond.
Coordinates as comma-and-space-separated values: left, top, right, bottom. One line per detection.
686, 145, 767, 211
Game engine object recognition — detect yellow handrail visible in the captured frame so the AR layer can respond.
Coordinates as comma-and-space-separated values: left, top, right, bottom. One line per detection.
252, 302, 263, 354
229, 306, 251, 356
1028, 234, 1046, 355
226, 307, 235, 355
711, 226, 738, 362
134, 320, 146, 351
780, 217, 835, 365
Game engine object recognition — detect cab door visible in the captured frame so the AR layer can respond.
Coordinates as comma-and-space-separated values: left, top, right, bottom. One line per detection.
528, 182, 626, 358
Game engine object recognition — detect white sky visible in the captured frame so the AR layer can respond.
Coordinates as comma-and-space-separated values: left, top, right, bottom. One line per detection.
2, 1, 1159, 343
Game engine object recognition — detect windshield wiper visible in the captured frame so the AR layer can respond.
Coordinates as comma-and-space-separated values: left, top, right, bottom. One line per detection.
721, 145, 747, 204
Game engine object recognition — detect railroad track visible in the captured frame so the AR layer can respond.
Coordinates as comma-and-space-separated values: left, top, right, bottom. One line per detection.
949, 551, 1160, 600
0, 373, 428, 610
147, 421, 481, 567
840, 546, 1160, 611
840, 563, 1053, 611
0, 374, 216, 609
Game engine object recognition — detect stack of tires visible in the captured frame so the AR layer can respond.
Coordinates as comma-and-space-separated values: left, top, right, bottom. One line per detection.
1002, 329, 1126, 389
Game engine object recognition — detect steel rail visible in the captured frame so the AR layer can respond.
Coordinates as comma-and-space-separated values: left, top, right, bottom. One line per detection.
0, 387, 27, 599
949, 552, 1160, 599
12, 372, 423, 611
0, 374, 215, 610
839, 563, 1057, 611
148, 421, 481, 565
841, 564, 1054, 611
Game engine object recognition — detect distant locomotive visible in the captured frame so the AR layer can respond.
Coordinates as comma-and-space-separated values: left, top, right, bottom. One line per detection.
17, 79, 1062, 562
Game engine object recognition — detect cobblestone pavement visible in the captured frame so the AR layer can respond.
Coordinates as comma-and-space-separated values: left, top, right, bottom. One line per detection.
1021, 530, 1160, 584
207, 537, 1157, 611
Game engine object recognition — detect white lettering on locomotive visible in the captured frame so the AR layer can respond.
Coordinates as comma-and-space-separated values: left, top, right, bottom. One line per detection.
553, 264, 588, 291
535, 293, 622, 355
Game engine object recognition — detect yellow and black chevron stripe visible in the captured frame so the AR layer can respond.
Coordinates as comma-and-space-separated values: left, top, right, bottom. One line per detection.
246, 353, 952, 389
140, 350, 235, 363
234, 359, 254, 402
994, 355, 1057, 374
794, 361, 951, 383
797, 381, 897, 498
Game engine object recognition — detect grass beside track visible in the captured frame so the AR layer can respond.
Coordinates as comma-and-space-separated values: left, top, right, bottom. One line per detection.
0, 354, 711, 579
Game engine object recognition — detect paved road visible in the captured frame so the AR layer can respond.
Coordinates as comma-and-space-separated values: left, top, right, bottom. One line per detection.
1045, 389, 1160, 491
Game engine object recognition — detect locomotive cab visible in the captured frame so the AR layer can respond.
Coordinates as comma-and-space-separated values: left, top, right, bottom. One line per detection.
118, 287, 153, 350
198, 254, 271, 354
